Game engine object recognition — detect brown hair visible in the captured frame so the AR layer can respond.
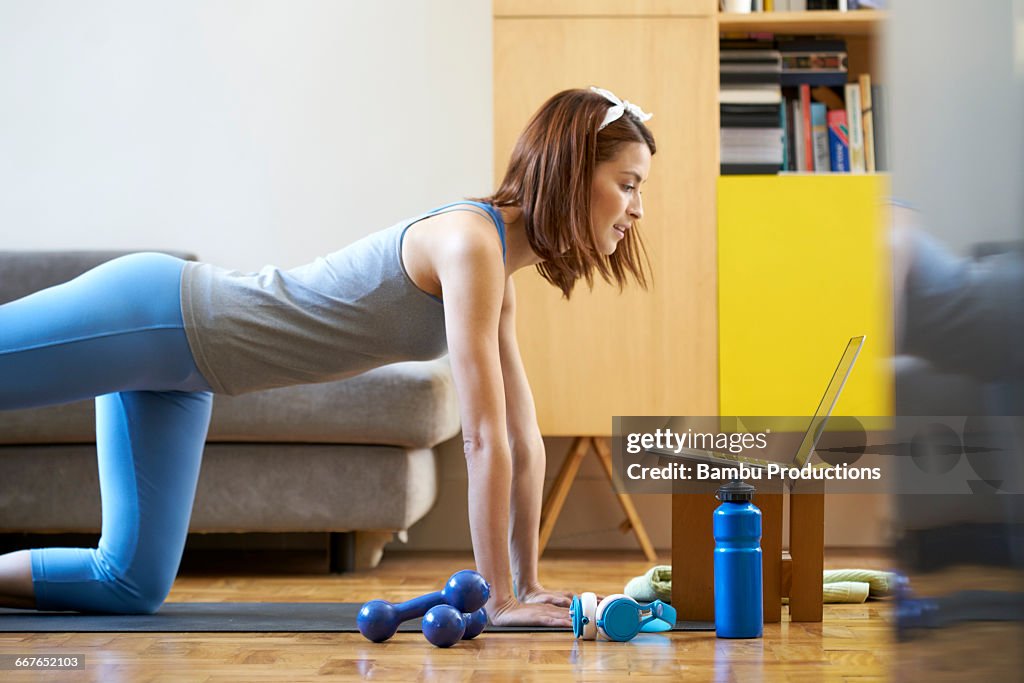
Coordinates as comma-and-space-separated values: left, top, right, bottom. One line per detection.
478, 88, 656, 299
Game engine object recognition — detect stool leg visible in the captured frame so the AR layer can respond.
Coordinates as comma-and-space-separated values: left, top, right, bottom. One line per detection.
672, 493, 718, 622
538, 436, 591, 555
592, 438, 657, 562
789, 490, 825, 622
758, 491, 784, 623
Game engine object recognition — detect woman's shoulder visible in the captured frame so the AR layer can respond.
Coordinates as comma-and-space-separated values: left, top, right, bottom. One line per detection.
412, 203, 506, 263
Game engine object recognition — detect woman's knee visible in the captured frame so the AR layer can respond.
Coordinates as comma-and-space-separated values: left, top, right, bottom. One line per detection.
30, 546, 177, 615
92, 548, 178, 615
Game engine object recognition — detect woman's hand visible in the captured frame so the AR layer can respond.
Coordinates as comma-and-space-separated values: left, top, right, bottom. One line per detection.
487, 595, 572, 628
517, 582, 575, 608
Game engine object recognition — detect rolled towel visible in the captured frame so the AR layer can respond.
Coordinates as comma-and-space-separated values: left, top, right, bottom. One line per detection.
623, 566, 894, 606
823, 581, 870, 604
624, 565, 673, 603
823, 569, 897, 597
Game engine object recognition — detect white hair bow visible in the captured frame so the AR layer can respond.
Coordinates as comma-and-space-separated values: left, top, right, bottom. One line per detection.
590, 86, 653, 131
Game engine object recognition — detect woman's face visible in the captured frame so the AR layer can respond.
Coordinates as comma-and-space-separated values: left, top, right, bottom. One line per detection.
590, 142, 652, 256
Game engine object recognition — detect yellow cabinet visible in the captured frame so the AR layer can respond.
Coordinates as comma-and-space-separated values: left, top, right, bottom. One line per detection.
718, 174, 893, 418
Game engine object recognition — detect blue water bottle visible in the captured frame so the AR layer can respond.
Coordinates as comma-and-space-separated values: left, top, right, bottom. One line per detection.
714, 480, 763, 638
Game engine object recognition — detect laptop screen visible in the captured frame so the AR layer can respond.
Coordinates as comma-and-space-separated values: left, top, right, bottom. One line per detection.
790, 335, 865, 468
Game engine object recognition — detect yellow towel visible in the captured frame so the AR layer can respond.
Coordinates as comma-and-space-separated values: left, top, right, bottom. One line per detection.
823, 569, 897, 597
823, 581, 871, 604
625, 566, 896, 605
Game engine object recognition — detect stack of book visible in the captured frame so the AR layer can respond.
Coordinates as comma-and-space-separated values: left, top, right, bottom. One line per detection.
779, 37, 848, 87
779, 37, 848, 172
717, 34, 890, 175
719, 42, 785, 175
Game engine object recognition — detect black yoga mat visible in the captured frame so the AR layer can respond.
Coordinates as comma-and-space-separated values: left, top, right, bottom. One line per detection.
0, 602, 714, 633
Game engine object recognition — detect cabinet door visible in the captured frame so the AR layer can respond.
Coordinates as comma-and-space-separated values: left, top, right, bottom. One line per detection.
718, 174, 893, 418
495, 16, 718, 435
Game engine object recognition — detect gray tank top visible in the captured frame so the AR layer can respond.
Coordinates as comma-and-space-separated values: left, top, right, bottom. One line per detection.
181, 202, 506, 395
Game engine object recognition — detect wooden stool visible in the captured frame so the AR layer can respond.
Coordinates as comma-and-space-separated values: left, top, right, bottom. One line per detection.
671, 482, 824, 623
538, 436, 658, 562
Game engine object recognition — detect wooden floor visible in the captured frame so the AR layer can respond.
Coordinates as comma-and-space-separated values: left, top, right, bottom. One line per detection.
0, 548, 1015, 682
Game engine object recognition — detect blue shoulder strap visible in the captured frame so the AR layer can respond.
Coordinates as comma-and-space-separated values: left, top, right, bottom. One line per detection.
429, 201, 507, 263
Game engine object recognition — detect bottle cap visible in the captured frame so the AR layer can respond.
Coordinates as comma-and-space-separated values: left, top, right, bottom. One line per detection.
716, 480, 756, 502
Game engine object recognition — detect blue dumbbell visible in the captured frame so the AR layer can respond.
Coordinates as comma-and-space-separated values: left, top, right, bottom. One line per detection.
357, 570, 490, 643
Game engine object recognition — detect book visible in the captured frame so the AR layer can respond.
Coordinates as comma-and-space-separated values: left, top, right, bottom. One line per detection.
799, 84, 814, 172
720, 84, 783, 104
811, 102, 830, 172
791, 99, 806, 171
721, 163, 785, 175
722, 109, 782, 127
778, 39, 848, 87
721, 103, 781, 115
720, 123, 784, 175
859, 74, 875, 172
871, 83, 889, 171
722, 71, 785, 85
720, 49, 783, 64
779, 101, 788, 170
844, 82, 866, 172
781, 72, 849, 87
781, 53, 849, 71
777, 38, 847, 54
720, 128, 785, 164
783, 96, 796, 171
827, 109, 850, 172
720, 48, 782, 84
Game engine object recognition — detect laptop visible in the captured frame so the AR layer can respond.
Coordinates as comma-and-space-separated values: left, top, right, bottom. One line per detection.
643, 335, 865, 480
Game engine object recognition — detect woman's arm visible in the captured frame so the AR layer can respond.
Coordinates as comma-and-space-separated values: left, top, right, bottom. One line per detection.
497, 277, 544, 593
435, 218, 569, 627
497, 277, 572, 607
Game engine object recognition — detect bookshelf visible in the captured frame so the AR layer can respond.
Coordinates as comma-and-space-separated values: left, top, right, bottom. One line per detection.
718, 9, 885, 35
719, 9, 886, 88
715, 6, 892, 418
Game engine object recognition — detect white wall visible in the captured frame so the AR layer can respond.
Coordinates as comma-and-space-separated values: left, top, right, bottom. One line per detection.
887, 0, 1024, 254
0, 0, 493, 270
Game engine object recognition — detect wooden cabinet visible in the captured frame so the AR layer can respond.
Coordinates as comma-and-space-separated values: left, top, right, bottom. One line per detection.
494, 0, 720, 437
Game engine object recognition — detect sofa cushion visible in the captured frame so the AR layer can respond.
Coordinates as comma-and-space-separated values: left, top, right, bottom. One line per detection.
0, 359, 460, 450
0, 442, 438, 532
206, 359, 460, 448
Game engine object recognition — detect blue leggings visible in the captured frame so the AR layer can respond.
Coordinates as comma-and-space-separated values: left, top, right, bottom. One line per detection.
0, 253, 214, 614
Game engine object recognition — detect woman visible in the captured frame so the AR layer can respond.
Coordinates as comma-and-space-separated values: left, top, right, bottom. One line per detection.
0, 86, 655, 626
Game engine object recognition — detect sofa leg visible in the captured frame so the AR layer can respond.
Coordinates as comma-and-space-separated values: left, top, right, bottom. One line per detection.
353, 530, 395, 570
328, 532, 355, 573
328, 531, 395, 573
